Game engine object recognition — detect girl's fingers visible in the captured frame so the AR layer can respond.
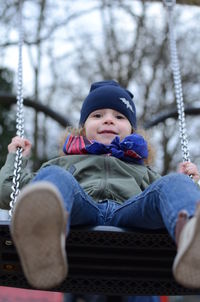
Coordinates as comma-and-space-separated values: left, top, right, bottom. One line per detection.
178, 162, 187, 173
8, 136, 32, 156
178, 162, 200, 180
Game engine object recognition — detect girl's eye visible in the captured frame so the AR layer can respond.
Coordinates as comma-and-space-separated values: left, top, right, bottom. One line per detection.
116, 115, 125, 119
93, 113, 102, 118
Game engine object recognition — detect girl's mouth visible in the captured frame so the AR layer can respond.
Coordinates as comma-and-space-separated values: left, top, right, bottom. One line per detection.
99, 130, 118, 135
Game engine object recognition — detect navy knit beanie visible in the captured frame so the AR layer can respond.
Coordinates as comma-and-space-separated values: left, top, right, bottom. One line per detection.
79, 80, 137, 129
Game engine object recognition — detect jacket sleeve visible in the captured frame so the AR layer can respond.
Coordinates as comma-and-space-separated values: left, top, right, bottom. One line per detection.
0, 153, 35, 210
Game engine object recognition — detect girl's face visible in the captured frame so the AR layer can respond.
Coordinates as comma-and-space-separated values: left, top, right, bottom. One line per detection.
84, 108, 132, 145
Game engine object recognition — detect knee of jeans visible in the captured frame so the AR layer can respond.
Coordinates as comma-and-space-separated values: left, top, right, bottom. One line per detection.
34, 165, 75, 182
161, 172, 191, 185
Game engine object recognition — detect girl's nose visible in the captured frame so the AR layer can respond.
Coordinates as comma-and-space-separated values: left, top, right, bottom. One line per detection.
103, 115, 114, 124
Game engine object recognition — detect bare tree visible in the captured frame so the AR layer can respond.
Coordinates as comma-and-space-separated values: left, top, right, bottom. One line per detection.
0, 0, 200, 174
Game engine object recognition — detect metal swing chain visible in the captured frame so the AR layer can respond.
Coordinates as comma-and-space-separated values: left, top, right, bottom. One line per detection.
9, 2, 25, 218
163, 0, 190, 163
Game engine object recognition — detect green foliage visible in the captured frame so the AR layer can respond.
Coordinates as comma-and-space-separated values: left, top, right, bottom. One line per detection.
0, 68, 16, 168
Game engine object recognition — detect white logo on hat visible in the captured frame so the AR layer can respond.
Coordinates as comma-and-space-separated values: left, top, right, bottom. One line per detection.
119, 98, 134, 113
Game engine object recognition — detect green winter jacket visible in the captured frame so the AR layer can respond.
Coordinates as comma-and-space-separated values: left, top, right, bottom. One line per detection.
0, 153, 161, 210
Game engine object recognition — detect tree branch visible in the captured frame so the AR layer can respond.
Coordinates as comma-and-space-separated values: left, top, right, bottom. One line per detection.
0, 94, 71, 128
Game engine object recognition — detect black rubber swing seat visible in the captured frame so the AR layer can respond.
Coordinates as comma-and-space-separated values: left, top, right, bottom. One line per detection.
0, 220, 200, 295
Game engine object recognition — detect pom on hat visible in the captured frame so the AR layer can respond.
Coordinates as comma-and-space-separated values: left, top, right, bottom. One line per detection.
79, 80, 137, 129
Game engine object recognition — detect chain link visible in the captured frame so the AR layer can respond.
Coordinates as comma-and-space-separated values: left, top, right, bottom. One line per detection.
9, 2, 25, 218
163, 0, 190, 163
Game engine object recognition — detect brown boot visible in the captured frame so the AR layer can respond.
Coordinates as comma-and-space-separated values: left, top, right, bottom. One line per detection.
11, 182, 68, 289
175, 210, 189, 246
173, 203, 200, 288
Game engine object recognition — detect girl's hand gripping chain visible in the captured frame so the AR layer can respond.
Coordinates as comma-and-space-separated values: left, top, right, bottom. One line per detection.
8, 136, 32, 157
178, 161, 200, 182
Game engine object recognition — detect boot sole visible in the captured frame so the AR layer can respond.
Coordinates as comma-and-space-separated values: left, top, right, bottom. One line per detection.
10, 181, 68, 289
173, 205, 200, 288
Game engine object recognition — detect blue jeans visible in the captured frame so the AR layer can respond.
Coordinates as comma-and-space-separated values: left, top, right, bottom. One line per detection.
32, 165, 200, 240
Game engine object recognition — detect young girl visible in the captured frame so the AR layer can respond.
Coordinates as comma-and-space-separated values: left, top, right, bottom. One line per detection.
0, 80, 200, 291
